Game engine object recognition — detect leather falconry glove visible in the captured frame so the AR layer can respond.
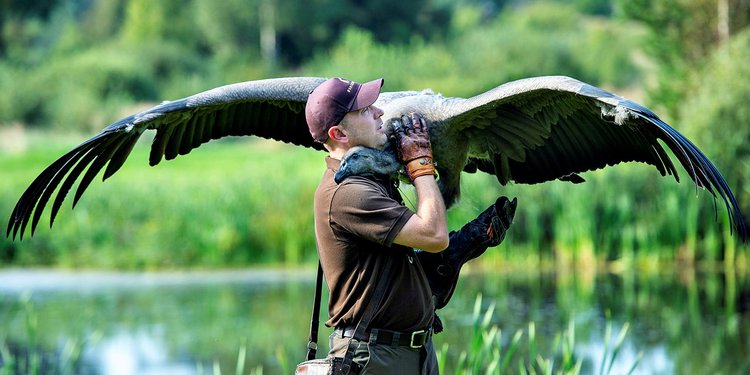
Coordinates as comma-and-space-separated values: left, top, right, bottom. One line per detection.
393, 113, 436, 180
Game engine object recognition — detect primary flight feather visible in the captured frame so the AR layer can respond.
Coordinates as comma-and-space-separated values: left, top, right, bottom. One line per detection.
7, 75, 748, 242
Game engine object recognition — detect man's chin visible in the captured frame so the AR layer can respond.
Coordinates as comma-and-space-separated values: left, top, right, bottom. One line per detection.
375, 138, 389, 150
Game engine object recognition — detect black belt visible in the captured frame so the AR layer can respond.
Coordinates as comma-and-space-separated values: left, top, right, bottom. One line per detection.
337, 326, 432, 349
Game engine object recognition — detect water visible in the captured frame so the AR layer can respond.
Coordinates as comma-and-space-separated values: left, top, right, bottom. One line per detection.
1, 268, 748, 374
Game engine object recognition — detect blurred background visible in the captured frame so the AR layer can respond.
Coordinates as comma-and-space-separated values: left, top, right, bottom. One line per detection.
1, 0, 749, 374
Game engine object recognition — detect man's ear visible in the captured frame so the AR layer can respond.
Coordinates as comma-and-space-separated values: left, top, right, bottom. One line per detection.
328, 125, 347, 142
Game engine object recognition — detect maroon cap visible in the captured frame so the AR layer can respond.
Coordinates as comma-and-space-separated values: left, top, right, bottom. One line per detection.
306, 77, 384, 143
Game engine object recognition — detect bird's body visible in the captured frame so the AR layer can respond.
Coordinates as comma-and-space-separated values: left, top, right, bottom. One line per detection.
6, 75, 749, 242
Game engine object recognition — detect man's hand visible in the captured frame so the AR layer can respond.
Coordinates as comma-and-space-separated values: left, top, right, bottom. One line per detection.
394, 113, 436, 180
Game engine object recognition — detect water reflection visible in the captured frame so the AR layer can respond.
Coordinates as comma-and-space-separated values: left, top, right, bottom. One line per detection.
575, 324, 673, 375
1, 268, 749, 374
87, 330, 194, 375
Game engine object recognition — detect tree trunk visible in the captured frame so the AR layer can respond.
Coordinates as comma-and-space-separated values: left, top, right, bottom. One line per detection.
718, 0, 730, 45
259, 0, 277, 71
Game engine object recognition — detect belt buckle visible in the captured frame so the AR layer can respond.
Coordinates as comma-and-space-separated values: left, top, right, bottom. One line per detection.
409, 329, 426, 348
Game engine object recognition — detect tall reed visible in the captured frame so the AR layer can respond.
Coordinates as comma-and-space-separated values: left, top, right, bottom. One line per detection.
0, 294, 86, 375
436, 295, 641, 375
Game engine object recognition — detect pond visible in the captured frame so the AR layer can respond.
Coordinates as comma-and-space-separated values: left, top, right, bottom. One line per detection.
1, 267, 749, 374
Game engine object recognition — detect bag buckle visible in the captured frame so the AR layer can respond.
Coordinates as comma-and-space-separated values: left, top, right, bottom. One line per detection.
409, 329, 426, 348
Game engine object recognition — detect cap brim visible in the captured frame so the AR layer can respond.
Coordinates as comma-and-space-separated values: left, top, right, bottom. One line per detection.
351, 78, 384, 110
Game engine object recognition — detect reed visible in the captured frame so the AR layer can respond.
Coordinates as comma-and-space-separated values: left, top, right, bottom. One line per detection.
436, 295, 641, 375
0, 294, 86, 375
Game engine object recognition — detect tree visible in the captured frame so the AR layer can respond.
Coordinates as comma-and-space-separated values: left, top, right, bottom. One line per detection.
0, 0, 62, 58
616, 0, 750, 117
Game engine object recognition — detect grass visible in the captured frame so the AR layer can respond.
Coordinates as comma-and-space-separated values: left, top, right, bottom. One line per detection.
1, 136, 324, 269
1, 132, 745, 270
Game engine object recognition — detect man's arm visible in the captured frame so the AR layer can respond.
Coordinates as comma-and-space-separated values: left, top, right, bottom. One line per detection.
391, 113, 449, 253
394, 174, 448, 252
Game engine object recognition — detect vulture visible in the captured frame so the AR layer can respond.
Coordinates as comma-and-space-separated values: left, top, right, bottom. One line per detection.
6, 76, 749, 242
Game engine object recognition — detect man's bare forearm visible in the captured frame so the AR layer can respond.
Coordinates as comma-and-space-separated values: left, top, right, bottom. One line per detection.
394, 175, 448, 252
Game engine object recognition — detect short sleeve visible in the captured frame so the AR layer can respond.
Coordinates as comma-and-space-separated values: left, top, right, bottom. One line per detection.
329, 178, 414, 246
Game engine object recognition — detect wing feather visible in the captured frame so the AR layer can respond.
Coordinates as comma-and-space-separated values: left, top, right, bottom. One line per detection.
8, 77, 327, 239
49, 145, 101, 229
181, 115, 197, 155
438, 75, 747, 240
10, 134, 107, 239
190, 113, 207, 148
103, 134, 140, 180
150, 122, 178, 166
165, 118, 188, 160
73, 133, 129, 207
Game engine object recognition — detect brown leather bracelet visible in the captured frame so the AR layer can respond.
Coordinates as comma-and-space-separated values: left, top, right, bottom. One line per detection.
406, 158, 436, 180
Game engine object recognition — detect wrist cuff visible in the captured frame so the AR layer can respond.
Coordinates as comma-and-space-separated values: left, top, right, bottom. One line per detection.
406, 158, 436, 180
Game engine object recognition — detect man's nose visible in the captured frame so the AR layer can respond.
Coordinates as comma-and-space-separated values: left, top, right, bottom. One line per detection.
373, 106, 384, 118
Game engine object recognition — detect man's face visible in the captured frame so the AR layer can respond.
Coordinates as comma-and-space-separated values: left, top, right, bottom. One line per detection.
340, 104, 387, 149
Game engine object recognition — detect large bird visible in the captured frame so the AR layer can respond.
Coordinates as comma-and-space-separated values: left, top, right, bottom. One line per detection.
6, 76, 749, 242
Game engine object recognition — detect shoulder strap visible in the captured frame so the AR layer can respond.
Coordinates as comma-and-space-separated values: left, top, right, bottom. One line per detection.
305, 261, 324, 361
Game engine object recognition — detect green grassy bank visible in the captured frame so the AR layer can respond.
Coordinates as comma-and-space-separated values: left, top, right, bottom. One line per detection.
1, 134, 744, 270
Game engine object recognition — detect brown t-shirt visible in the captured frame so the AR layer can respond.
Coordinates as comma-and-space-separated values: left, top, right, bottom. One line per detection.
313, 157, 434, 331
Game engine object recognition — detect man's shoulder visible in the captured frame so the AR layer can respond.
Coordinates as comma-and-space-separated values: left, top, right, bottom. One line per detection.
338, 175, 386, 188
331, 176, 388, 204
316, 174, 384, 203
334, 176, 388, 197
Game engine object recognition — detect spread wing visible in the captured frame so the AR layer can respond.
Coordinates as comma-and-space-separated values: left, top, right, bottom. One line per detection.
7, 77, 326, 240
442, 76, 748, 241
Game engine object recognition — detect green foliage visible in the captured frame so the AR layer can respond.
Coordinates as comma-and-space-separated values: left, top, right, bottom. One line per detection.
305, 27, 462, 92
306, 2, 644, 96
681, 29, 750, 221
462, 2, 642, 88
0, 40, 206, 131
616, 0, 750, 117
0, 0, 646, 131
568, 0, 613, 15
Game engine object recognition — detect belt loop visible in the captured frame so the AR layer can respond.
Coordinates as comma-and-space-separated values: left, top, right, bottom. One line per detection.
391, 331, 401, 347
369, 328, 379, 345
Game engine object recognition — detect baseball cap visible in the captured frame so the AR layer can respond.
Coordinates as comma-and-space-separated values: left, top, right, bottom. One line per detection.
306, 77, 384, 143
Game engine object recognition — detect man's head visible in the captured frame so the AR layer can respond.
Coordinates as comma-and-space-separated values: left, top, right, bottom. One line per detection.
306, 77, 384, 145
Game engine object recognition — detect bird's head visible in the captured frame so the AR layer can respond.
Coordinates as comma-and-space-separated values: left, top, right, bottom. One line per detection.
334, 145, 402, 184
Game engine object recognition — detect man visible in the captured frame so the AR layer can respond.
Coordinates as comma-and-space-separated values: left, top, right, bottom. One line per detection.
305, 77, 516, 374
